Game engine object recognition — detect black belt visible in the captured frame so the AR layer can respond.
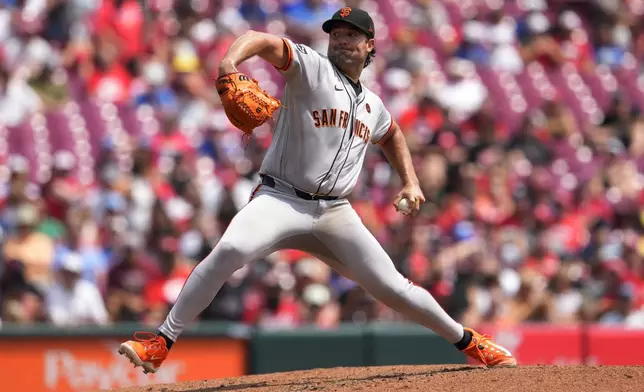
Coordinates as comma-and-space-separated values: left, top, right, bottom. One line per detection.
260, 175, 339, 201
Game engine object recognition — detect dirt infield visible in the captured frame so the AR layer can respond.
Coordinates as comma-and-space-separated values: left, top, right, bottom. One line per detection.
111, 364, 644, 392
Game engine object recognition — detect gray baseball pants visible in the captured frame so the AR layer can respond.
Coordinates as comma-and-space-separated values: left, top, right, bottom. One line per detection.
158, 176, 464, 343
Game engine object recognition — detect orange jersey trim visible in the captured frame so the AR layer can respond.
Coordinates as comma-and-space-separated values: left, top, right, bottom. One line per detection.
274, 38, 293, 72
374, 115, 398, 145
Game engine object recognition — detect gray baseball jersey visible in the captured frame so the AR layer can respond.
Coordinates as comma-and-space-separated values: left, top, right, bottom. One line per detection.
260, 38, 396, 198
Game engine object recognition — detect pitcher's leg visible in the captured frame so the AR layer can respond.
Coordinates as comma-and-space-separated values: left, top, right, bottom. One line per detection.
159, 193, 313, 341
313, 204, 464, 343
312, 203, 517, 367
118, 190, 318, 375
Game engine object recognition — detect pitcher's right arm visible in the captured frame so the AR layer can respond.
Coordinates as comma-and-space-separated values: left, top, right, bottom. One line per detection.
218, 31, 324, 92
218, 30, 289, 76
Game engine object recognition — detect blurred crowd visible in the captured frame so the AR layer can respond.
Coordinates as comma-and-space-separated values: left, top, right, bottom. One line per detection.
0, 0, 643, 331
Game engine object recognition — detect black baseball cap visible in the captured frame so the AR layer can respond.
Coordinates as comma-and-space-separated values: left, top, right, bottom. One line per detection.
322, 7, 375, 39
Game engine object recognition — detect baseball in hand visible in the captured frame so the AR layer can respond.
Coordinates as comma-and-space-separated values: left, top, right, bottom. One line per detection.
397, 198, 412, 213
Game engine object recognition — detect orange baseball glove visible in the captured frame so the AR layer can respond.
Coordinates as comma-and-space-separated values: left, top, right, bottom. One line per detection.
215, 72, 281, 135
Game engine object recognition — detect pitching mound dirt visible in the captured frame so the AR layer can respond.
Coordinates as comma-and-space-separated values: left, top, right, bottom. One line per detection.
111, 364, 644, 392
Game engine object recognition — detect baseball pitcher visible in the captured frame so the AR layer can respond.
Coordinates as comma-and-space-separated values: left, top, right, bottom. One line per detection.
118, 7, 517, 373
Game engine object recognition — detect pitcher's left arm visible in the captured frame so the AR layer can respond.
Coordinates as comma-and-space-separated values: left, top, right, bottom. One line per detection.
379, 123, 425, 215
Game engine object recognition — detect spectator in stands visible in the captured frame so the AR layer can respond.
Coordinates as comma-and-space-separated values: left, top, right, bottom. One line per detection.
432, 58, 488, 120
45, 252, 109, 326
202, 262, 250, 323
501, 271, 549, 325
82, 47, 133, 103
519, 12, 565, 69
458, 13, 492, 66
239, 0, 274, 28
461, 261, 505, 327
0, 64, 43, 127
486, 7, 524, 73
41, 150, 83, 222
602, 93, 638, 146
0, 156, 34, 231
244, 260, 300, 329
282, 0, 335, 46
595, 21, 628, 68
132, 57, 179, 112
546, 263, 585, 324
555, 10, 595, 73
142, 237, 192, 325
472, 160, 517, 226
0, 259, 47, 325
416, 147, 449, 203
107, 244, 159, 323
398, 95, 445, 150
296, 258, 340, 328
301, 282, 340, 329
52, 205, 109, 291
507, 115, 553, 166
2, 203, 55, 291
599, 286, 636, 324
386, 27, 423, 72
93, 0, 145, 62
409, 0, 450, 33
151, 110, 195, 165
541, 97, 579, 139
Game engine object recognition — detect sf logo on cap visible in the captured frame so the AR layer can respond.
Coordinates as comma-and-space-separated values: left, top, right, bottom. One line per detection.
340, 7, 351, 17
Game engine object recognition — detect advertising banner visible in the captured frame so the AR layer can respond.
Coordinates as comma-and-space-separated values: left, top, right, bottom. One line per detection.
473, 324, 644, 365
0, 338, 246, 392
476, 324, 584, 365
585, 326, 644, 365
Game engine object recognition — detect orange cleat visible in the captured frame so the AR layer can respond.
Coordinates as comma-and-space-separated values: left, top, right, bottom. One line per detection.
118, 332, 169, 374
460, 327, 517, 368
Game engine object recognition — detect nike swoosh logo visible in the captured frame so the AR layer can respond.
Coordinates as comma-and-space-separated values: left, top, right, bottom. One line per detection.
335, 85, 343, 91
488, 341, 512, 356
